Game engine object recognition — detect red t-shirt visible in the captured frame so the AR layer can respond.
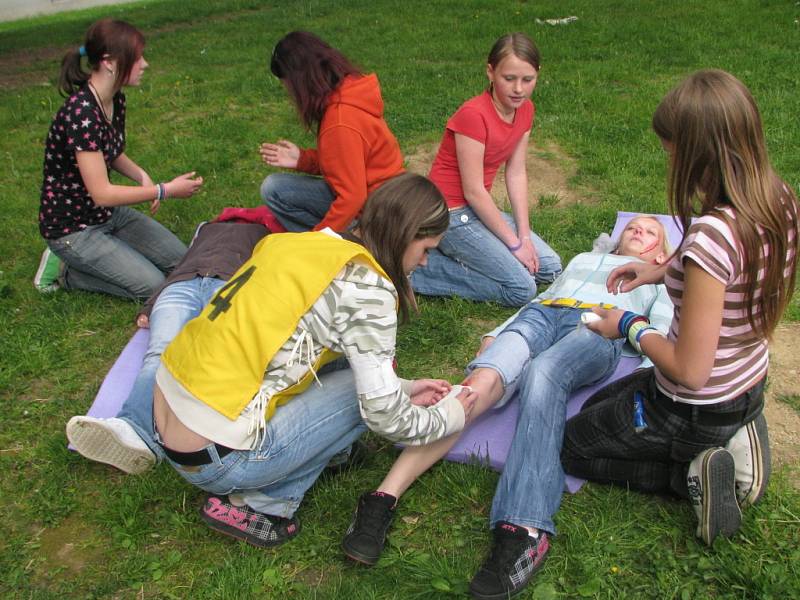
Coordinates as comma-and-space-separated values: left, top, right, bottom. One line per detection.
428, 91, 534, 209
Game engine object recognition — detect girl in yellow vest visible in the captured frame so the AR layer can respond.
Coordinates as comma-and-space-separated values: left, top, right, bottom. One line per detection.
152, 173, 477, 547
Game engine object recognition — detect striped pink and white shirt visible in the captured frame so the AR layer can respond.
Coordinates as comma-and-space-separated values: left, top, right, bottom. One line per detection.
657, 201, 797, 404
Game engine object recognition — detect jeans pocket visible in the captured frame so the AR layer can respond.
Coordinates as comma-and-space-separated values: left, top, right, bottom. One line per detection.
169, 450, 245, 492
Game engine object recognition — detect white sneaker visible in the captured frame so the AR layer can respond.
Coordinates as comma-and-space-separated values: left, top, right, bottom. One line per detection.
687, 447, 741, 545
725, 413, 770, 508
66, 416, 155, 475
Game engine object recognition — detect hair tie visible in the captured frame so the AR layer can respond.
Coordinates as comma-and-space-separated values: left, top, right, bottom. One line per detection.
79, 46, 87, 57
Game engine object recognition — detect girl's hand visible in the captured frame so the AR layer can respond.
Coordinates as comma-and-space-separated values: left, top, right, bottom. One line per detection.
136, 314, 150, 329
260, 140, 300, 169
511, 236, 539, 274
409, 379, 452, 406
584, 307, 625, 339
476, 336, 495, 357
164, 172, 203, 199
606, 261, 665, 294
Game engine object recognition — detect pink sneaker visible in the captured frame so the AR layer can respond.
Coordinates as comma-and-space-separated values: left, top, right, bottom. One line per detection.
200, 495, 300, 548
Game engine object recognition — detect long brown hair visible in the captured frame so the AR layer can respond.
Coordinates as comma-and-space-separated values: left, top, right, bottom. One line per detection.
358, 173, 449, 322
270, 31, 361, 132
652, 69, 799, 339
58, 19, 145, 96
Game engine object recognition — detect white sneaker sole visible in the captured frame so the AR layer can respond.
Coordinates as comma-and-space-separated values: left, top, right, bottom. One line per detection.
700, 448, 741, 545
66, 417, 155, 475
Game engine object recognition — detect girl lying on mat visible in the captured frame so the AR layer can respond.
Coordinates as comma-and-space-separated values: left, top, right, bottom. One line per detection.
562, 70, 798, 548
341, 214, 673, 598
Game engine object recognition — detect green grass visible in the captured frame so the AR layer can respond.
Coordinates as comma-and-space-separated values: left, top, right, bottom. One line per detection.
1, 0, 799, 597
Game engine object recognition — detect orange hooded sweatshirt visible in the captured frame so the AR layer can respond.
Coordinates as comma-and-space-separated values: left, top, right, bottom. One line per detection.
295, 74, 404, 232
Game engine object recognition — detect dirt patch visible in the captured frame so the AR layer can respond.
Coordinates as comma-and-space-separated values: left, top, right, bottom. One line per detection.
30, 513, 105, 585
764, 323, 800, 478
405, 139, 595, 208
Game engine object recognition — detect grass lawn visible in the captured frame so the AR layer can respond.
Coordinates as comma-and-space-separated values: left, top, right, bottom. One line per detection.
1, 0, 799, 597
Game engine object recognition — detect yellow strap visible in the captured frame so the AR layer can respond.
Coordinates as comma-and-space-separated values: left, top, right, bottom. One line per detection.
539, 297, 616, 310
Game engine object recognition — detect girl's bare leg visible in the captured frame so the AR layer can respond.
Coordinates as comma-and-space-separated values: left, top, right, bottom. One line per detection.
378, 367, 506, 498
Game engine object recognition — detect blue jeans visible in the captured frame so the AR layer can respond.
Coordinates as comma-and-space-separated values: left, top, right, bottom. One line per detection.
467, 304, 624, 534
117, 276, 227, 460
47, 206, 187, 299
163, 365, 366, 518
410, 206, 562, 307
260, 173, 335, 232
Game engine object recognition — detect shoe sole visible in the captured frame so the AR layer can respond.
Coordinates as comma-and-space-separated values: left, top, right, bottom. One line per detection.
66, 417, 155, 475
469, 560, 547, 600
742, 414, 770, 508
701, 448, 742, 545
199, 506, 299, 549
341, 539, 380, 566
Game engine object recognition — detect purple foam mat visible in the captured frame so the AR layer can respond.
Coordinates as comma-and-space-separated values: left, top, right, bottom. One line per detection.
68, 328, 150, 450
443, 357, 639, 493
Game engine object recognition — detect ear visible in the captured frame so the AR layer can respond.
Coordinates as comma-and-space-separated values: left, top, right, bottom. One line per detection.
653, 251, 667, 265
101, 55, 117, 74
486, 63, 494, 81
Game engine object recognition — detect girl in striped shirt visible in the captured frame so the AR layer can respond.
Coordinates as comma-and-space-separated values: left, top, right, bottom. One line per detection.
562, 70, 798, 546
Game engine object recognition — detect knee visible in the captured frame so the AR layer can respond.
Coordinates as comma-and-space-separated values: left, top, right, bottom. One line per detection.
500, 278, 538, 307
130, 271, 165, 300
535, 255, 563, 286
260, 174, 282, 204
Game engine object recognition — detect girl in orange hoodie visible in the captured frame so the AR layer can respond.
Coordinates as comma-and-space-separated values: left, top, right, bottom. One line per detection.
259, 31, 404, 232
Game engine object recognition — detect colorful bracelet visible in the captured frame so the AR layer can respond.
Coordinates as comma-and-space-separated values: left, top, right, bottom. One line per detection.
617, 310, 648, 338
507, 239, 523, 252
157, 183, 167, 201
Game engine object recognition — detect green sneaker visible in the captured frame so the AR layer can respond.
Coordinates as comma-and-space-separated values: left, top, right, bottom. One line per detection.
33, 248, 63, 292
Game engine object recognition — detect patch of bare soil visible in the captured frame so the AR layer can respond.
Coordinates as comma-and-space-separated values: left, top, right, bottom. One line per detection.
764, 323, 800, 481
30, 513, 105, 586
405, 139, 595, 208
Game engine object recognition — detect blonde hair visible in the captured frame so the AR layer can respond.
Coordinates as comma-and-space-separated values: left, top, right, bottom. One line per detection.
487, 32, 540, 71
652, 69, 799, 339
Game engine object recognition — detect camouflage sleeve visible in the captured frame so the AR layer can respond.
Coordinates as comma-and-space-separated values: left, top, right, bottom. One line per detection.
329, 269, 465, 445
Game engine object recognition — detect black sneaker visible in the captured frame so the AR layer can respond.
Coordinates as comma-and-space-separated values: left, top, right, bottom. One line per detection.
469, 522, 549, 600
200, 495, 300, 548
341, 491, 396, 565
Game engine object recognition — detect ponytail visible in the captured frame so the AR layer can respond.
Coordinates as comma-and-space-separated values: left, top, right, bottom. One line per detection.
58, 48, 89, 97
57, 19, 145, 97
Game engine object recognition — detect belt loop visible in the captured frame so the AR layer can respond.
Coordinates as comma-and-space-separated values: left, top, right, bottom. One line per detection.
691, 405, 700, 426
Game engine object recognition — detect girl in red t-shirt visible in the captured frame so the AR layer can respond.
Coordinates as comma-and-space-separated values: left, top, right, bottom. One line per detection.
410, 33, 562, 307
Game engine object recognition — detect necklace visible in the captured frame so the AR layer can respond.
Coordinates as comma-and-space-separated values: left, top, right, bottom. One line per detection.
87, 81, 113, 124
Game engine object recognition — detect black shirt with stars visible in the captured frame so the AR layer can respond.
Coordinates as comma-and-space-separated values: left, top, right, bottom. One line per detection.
39, 84, 126, 239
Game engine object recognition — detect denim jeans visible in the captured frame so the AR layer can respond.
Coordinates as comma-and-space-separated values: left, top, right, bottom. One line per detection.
117, 276, 227, 460
260, 173, 335, 232
164, 365, 366, 518
410, 206, 562, 307
467, 304, 624, 534
47, 206, 187, 300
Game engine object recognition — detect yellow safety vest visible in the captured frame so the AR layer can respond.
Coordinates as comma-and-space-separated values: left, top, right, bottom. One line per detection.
161, 232, 390, 421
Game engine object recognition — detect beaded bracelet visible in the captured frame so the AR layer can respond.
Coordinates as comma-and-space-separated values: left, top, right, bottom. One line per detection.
156, 183, 167, 201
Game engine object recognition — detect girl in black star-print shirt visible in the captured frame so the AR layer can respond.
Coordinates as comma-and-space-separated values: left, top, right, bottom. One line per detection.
39, 19, 204, 299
